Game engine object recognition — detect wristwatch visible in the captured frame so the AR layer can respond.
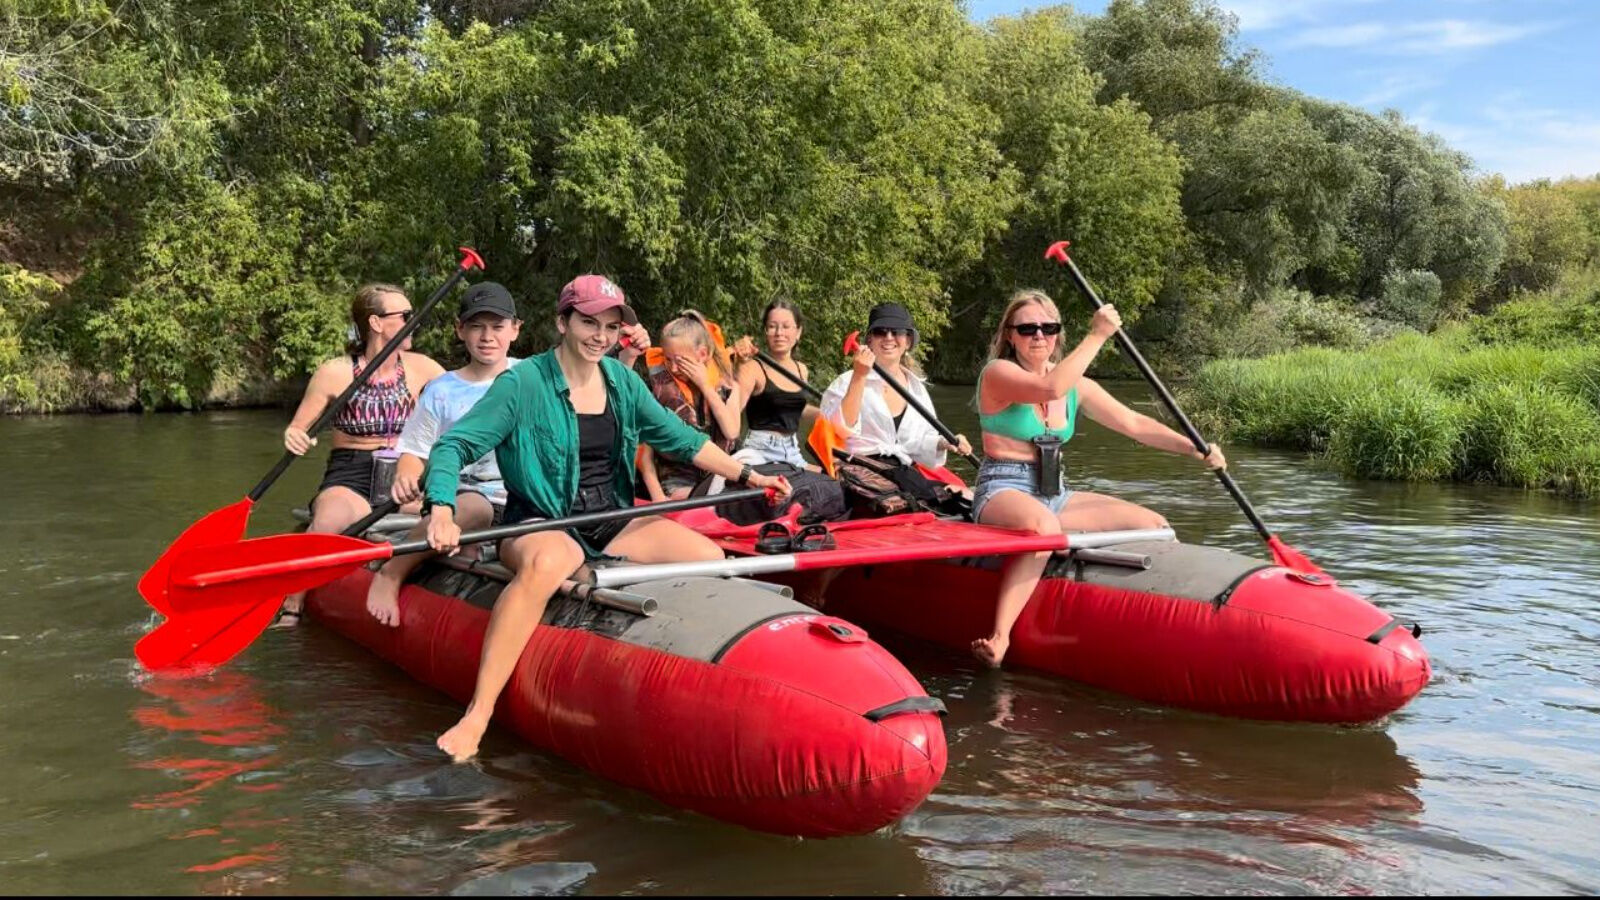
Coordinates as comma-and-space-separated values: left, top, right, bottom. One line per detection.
737, 463, 754, 486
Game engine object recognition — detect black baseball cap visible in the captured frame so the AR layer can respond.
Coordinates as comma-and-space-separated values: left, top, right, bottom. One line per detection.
458, 282, 518, 321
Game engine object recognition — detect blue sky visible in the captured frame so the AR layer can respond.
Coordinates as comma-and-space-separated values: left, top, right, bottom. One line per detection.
966, 0, 1600, 183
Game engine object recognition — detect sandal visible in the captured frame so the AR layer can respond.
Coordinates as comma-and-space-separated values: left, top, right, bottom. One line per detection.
754, 522, 793, 555
791, 523, 836, 553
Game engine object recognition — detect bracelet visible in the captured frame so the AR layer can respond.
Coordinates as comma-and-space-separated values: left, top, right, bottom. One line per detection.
737, 463, 754, 485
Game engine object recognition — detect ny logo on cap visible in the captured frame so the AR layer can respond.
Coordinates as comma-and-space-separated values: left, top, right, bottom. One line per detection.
598, 279, 619, 298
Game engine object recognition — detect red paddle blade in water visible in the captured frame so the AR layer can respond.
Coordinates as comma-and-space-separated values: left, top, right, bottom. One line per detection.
166, 532, 393, 616
135, 598, 284, 674
137, 498, 254, 616
1267, 535, 1330, 579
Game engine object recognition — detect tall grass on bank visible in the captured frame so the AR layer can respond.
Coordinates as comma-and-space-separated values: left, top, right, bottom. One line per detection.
1186, 337, 1600, 498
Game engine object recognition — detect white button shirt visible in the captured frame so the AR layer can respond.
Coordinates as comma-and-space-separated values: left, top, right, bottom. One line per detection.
820, 367, 948, 468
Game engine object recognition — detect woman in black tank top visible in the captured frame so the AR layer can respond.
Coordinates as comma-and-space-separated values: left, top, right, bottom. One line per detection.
732, 299, 817, 469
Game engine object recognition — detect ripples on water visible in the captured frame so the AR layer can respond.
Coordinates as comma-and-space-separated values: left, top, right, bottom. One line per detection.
1, 396, 1596, 894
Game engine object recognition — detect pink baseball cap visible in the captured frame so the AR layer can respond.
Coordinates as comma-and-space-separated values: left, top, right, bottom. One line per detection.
557, 274, 638, 325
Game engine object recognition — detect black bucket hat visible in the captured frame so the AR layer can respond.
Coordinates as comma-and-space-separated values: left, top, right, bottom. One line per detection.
865, 302, 918, 347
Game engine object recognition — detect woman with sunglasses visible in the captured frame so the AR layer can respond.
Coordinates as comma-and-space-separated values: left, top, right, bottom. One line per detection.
969, 289, 1226, 667
821, 302, 972, 503
278, 283, 445, 627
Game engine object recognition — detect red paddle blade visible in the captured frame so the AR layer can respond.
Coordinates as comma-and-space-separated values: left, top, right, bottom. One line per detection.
843, 330, 861, 355
1267, 535, 1330, 579
136, 598, 284, 674
137, 498, 254, 616
166, 532, 392, 616
914, 463, 967, 490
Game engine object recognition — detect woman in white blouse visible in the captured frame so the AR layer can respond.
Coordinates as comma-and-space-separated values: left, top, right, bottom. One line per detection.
821, 303, 972, 501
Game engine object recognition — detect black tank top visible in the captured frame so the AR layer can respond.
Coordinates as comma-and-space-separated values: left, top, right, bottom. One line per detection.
744, 360, 807, 434
576, 403, 617, 493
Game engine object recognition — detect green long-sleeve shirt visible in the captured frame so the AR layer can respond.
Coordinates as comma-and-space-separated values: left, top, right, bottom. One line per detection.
422, 349, 709, 527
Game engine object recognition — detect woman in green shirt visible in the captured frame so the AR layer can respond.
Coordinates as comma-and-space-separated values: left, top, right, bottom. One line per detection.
970, 289, 1226, 668
420, 274, 791, 762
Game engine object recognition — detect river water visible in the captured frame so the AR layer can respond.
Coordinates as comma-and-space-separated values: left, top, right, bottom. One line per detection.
2, 384, 1597, 894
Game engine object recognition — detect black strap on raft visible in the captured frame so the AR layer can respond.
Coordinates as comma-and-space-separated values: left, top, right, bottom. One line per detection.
1366, 617, 1424, 644
1210, 565, 1273, 607
863, 696, 948, 722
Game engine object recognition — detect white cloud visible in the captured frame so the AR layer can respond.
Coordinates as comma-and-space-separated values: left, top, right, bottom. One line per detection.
1355, 73, 1442, 107
1216, 0, 1386, 32
1409, 99, 1600, 182
1284, 19, 1550, 55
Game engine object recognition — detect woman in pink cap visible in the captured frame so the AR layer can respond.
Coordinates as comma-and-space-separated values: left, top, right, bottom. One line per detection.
418, 274, 792, 762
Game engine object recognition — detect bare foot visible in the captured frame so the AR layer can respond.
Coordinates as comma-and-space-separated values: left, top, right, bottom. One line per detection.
437, 714, 490, 763
271, 597, 304, 629
365, 570, 402, 627
971, 635, 1007, 669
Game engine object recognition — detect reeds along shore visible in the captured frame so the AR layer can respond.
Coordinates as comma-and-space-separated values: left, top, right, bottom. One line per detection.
1184, 281, 1600, 498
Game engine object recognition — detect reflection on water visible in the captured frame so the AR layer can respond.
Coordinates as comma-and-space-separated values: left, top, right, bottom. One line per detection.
1, 395, 1598, 893
130, 670, 290, 890
899, 662, 1427, 894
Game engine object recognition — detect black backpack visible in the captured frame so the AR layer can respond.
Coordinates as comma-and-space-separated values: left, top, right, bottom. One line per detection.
710, 462, 849, 526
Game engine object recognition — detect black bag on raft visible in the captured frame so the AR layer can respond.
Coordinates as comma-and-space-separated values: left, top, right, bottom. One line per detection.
711, 462, 849, 526
834, 452, 971, 519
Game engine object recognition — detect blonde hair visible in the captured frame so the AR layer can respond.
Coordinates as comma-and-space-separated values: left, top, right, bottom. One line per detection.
986, 289, 1065, 365
347, 283, 408, 355
661, 308, 735, 383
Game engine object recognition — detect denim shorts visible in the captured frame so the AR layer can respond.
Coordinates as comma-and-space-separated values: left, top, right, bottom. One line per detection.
971, 460, 1072, 523
735, 429, 808, 468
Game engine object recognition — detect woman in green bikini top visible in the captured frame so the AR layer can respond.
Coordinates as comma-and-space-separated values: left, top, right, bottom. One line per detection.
969, 289, 1228, 670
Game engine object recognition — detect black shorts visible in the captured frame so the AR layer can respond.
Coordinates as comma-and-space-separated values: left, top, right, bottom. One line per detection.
315, 448, 376, 505
504, 487, 628, 560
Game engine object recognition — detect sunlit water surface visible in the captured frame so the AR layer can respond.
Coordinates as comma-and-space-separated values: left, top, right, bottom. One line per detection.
1, 385, 1595, 894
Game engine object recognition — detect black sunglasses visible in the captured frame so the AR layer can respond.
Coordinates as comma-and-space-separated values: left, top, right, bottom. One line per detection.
868, 326, 912, 339
1010, 322, 1062, 337
377, 309, 415, 322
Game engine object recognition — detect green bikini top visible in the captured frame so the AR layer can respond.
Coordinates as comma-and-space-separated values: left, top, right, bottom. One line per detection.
976, 367, 1077, 443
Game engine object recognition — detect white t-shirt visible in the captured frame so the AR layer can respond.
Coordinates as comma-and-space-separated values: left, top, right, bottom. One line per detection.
395, 361, 519, 500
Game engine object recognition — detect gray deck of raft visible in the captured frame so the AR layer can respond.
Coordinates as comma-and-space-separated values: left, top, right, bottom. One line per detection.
309, 509, 1272, 665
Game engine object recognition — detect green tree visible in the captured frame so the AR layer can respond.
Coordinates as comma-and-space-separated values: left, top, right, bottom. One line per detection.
1492, 178, 1590, 297
933, 7, 1183, 379
1081, 0, 1359, 294
1305, 104, 1506, 311
2, 0, 221, 183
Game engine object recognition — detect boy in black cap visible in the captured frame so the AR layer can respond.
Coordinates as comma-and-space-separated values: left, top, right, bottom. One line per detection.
364, 282, 524, 626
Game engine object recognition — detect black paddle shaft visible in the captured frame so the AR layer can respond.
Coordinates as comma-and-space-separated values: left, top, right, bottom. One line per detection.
389, 488, 771, 555
248, 252, 483, 502
1057, 256, 1274, 541
754, 350, 823, 401
866, 361, 983, 470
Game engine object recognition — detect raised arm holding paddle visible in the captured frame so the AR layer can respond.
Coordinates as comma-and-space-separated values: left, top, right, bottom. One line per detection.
1043, 240, 1324, 579
137, 247, 484, 620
